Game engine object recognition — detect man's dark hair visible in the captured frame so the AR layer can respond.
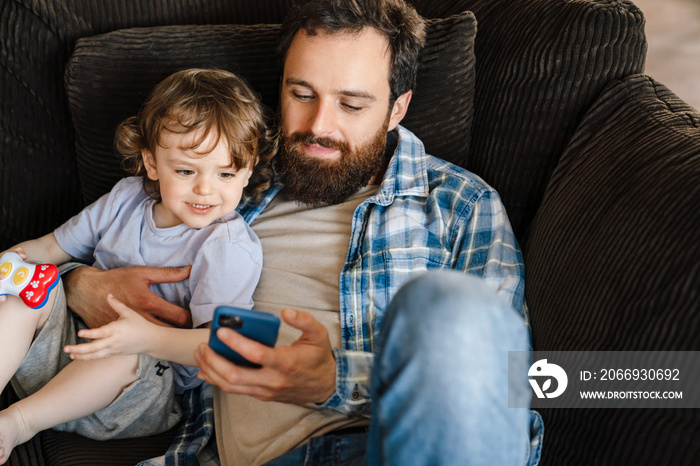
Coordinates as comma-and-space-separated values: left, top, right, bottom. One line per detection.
278, 0, 426, 103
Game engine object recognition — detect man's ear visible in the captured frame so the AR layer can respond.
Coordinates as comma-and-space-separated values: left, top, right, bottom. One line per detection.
387, 90, 412, 131
142, 149, 159, 181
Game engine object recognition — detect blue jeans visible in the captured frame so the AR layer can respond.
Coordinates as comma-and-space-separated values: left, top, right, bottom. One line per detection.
265, 271, 542, 465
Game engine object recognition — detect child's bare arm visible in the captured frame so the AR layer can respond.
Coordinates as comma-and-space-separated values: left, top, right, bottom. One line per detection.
64, 293, 208, 366
3, 233, 71, 265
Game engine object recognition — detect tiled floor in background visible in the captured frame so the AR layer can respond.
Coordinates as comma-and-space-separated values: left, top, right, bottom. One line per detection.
634, 0, 700, 111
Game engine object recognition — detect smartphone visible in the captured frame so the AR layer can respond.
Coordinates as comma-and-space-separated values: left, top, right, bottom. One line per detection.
208, 306, 280, 368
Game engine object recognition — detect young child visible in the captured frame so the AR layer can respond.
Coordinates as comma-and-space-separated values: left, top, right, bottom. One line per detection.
0, 68, 276, 463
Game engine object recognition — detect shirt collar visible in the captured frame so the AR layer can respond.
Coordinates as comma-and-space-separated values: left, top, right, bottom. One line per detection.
371, 125, 430, 206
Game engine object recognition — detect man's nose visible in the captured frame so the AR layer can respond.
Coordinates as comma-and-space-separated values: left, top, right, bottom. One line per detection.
308, 100, 336, 137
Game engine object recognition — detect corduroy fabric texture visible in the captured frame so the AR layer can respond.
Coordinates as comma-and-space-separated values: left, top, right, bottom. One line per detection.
414, 0, 648, 239
41, 428, 178, 466
524, 74, 700, 465
64, 12, 477, 206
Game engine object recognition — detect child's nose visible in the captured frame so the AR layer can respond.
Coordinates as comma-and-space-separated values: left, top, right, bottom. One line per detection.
193, 176, 214, 195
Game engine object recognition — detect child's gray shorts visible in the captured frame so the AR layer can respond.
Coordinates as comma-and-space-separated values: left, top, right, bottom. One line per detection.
11, 281, 182, 440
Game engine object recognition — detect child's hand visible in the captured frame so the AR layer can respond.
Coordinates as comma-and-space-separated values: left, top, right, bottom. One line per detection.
0, 246, 29, 263
0, 247, 29, 282
64, 294, 156, 360
1, 248, 28, 299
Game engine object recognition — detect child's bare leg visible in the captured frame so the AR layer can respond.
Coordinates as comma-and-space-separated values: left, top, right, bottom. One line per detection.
0, 286, 57, 392
0, 354, 139, 464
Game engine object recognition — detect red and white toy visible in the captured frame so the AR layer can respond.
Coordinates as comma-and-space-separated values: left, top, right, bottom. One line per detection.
0, 252, 60, 309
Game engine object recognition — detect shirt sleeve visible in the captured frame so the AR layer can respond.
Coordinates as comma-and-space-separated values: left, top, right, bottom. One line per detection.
315, 348, 373, 417
452, 188, 530, 338
54, 178, 142, 263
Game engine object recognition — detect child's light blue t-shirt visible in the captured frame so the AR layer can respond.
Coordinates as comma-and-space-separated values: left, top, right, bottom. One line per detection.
54, 176, 262, 391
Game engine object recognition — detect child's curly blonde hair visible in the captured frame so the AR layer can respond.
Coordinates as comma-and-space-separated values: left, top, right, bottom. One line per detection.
116, 68, 277, 202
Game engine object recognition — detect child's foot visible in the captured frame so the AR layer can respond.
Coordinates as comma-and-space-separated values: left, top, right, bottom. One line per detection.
0, 406, 35, 465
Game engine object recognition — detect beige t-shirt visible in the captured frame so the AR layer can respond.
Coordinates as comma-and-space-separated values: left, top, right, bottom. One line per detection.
215, 185, 378, 466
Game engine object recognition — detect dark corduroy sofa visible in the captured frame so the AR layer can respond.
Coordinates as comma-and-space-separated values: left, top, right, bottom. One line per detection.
2, 0, 698, 464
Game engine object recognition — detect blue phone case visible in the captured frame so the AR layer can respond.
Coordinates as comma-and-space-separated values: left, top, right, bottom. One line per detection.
208, 306, 280, 368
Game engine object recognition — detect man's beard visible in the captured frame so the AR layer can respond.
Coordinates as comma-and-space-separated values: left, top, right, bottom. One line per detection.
276, 119, 390, 206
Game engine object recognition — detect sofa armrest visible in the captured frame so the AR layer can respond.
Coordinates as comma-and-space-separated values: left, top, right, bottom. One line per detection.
524, 74, 700, 465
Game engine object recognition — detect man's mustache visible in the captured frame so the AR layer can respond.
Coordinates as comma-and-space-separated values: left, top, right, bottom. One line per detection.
285, 132, 349, 152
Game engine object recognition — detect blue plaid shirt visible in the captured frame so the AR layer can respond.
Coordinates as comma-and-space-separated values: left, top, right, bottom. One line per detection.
238, 125, 529, 417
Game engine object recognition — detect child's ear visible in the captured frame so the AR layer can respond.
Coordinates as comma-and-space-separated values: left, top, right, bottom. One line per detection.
142, 149, 159, 181
243, 167, 253, 187
242, 159, 256, 187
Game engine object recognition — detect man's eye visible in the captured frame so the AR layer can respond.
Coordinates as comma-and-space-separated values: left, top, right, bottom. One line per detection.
293, 91, 313, 101
342, 103, 363, 112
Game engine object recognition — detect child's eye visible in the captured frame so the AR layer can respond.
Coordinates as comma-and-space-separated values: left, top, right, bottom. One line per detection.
176, 169, 195, 176
219, 172, 236, 179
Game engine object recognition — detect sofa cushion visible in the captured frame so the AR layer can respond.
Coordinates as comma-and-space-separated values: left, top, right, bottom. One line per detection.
65, 12, 477, 205
411, 0, 648, 240
524, 74, 700, 465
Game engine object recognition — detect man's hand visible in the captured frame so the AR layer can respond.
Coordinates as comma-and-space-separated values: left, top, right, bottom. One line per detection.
64, 265, 192, 329
194, 308, 337, 405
